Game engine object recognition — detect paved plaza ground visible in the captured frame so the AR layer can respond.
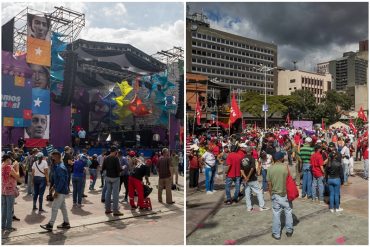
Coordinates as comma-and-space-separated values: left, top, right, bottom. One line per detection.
2, 174, 184, 245
186, 161, 368, 245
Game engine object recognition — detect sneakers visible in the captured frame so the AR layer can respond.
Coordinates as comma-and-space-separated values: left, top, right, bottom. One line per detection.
39, 209, 47, 213
330, 209, 335, 213
286, 230, 294, 237
77, 204, 83, 208
224, 200, 232, 205
247, 207, 253, 212
336, 207, 344, 212
40, 223, 53, 231
113, 211, 124, 216
259, 207, 270, 211
57, 222, 71, 229
206, 191, 213, 195
232, 198, 238, 204
105, 210, 113, 214
271, 234, 281, 240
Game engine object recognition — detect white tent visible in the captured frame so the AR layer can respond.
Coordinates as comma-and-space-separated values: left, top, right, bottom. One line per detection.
329, 121, 349, 129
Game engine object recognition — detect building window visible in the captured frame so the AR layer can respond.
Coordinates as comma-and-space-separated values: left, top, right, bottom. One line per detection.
290, 79, 296, 83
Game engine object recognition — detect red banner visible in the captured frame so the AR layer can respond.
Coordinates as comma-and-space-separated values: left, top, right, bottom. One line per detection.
229, 93, 242, 124
358, 106, 368, 122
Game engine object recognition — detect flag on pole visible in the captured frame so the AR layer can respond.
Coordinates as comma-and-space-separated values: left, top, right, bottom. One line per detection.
321, 118, 325, 130
349, 118, 357, 134
195, 99, 201, 125
358, 106, 368, 122
229, 93, 242, 124
286, 113, 290, 125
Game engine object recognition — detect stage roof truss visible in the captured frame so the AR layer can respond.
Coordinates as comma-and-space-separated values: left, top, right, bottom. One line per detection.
12, 6, 85, 53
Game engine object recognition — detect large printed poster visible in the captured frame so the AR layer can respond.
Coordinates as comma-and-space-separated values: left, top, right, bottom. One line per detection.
2, 74, 32, 127
24, 13, 51, 147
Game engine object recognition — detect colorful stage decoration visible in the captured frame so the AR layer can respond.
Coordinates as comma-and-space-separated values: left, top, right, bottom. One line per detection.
50, 32, 67, 97
2, 51, 33, 77
2, 74, 32, 127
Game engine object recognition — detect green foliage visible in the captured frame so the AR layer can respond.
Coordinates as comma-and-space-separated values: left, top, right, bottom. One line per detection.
239, 89, 354, 125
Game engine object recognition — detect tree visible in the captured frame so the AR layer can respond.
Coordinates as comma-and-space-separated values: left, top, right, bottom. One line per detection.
240, 92, 287, 119
321, 90, 352, 123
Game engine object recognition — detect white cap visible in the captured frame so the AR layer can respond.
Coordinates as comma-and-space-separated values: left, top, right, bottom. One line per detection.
190, 144, 199, 151
305, 137, 312, 143
316, 140, 322, 143
239, 143, 248, 148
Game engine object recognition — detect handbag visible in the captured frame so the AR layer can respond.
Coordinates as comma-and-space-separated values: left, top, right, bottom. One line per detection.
286, 166, 299, 201
143, 185, 153, 198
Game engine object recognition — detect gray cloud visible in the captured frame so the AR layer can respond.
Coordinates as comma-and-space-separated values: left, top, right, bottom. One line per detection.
188, 2, 368, 70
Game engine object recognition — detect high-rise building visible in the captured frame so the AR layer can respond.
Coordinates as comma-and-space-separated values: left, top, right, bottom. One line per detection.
186, 11, 278, 97
277, 69, 332, 104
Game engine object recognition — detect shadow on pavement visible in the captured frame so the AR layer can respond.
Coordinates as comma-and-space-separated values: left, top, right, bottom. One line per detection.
24, 211, 47, 224
70, 207, 93, 216
46, 231, 68, 245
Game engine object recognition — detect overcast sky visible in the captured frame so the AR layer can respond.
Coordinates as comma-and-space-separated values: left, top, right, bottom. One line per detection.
188, 2, 368, 72
2, 2, 184, 56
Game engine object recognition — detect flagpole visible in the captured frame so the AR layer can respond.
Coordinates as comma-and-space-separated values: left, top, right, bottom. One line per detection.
192, 84, 197, 136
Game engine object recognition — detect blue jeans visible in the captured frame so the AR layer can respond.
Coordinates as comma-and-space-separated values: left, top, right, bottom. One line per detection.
272, 194, 293, 238
342, 160, 349, 183
89, 169, 97, 190
364, 159, 369, 179
72, 176, 84, 204
245, 180, 265, 210
105, 177, 120, 212
49, 193, 69, 226
328, 178, 341, 209
312, 176, 324, 201
261, 168, 268, 191
1, 195, 15, 230
33, 176, 47, 209
225, 177, 241, 201
205, 165, 216, 192
302, 163, 312, 198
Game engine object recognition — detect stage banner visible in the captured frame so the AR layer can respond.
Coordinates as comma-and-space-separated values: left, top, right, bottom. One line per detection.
24, 114, 49, 147
292, 120, 313, 130
26, 36, 51, 67
32, 88, 50, 115
2, 74, 32, 127
27, 14, 51, 41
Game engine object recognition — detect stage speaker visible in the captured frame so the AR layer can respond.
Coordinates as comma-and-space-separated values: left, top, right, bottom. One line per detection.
176, 74, 184, 119
60, 52, 78, 106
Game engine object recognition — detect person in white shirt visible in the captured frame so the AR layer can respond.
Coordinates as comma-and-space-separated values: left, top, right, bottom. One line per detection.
341, 139, 351, 185
259, 151, 273, 192
200, 146, 216, 194
32, 152, 49, 212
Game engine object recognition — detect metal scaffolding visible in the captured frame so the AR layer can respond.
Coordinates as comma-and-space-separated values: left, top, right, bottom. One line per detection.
12, 6, 85, 53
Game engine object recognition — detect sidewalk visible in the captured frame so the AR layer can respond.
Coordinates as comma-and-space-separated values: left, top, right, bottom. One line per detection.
186, 165, 225, 236
187, 161, 368, 245
3, 173, 184, 244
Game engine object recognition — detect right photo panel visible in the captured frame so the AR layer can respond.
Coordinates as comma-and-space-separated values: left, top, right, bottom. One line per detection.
185, 2, 368, 245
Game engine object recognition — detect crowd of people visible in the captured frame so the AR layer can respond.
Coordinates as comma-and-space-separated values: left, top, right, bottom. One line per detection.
186, 125, 368, 240
1, 144, 183, 233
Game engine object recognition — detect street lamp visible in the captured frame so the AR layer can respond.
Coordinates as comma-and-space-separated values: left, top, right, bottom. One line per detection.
253, 64, 277, 131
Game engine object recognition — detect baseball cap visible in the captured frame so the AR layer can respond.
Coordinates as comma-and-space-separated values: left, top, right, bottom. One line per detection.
273, 152, 285, 161
36, 152, 43, 158
305, 137, 312, 143
239, 143, 248, 149
328, 142, 336, 148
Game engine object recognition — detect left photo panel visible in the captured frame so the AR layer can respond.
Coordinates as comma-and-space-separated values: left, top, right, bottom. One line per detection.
1, 2, 184, 245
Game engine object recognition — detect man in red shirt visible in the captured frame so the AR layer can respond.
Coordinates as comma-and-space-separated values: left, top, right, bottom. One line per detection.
311, 144, 325, 203
224, 144, 244, 204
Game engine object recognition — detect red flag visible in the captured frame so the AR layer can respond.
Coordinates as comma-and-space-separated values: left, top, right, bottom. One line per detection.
321, 118, 325, 130
286, 113, 290, 125
358, 106, 368, 122
195, 99, 201, 125
349, 118, 357, 134
229, 93, 242, 124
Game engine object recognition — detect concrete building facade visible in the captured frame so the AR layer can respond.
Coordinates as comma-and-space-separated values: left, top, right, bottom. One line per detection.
186, 11, 278, 96
277, 69, 332, 104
